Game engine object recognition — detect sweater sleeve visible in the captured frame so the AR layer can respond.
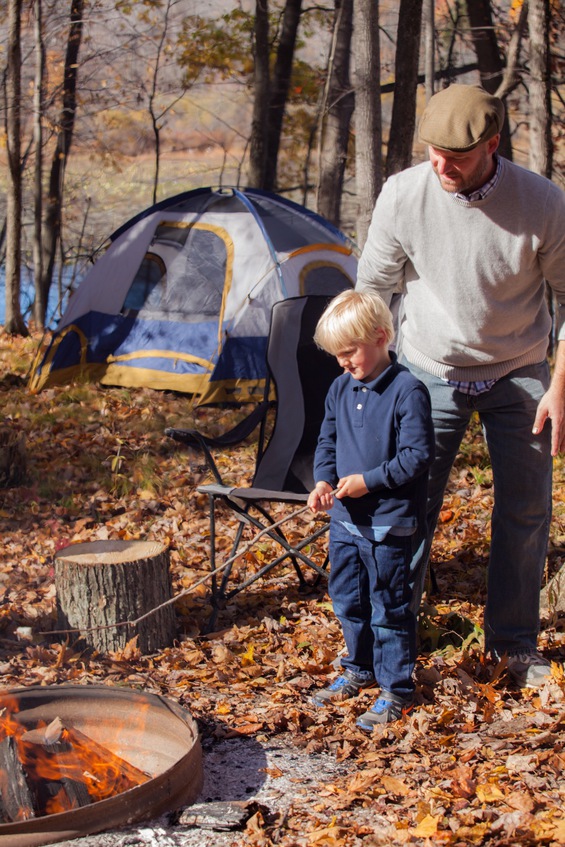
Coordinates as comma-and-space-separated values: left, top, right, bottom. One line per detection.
363, 384, 435, 492
355, 176, 409, 305
313, 382, 339, 487
540, 182, 565, 341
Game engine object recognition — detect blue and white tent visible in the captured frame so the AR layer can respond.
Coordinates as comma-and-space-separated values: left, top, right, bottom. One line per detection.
30, 186, 357, 405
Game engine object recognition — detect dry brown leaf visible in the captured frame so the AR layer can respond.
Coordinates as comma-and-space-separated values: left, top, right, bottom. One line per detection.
449, 764, 477, 799
380, 775, 411, 797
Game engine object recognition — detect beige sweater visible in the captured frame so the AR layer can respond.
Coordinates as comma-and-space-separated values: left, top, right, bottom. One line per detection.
356, 158, 565, 382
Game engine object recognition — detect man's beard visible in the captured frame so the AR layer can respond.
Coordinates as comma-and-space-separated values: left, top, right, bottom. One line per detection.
434, 149, 492, 194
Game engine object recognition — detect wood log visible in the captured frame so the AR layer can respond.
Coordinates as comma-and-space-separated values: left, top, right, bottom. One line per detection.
54, 540, 177, 653
22, 717, 92, 814
179, 799, 259, 830
0, 427, 26, 488
20, 717, 149, 811
540, 562, 565, 619
0, 735, 37, 822
29, 759, 93, 816
57, 724, 150, 795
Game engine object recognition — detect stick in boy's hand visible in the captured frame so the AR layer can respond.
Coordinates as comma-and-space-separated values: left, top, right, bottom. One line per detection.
334, 474, 369, 499
308, 474, 369, 513
307, 481, 335, 513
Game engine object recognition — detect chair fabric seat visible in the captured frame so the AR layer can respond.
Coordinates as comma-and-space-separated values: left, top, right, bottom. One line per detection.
167, 294, 348, 630
197, 483, 309, 503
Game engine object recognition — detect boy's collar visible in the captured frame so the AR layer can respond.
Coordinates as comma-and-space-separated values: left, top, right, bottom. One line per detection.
351, 351, 398, 391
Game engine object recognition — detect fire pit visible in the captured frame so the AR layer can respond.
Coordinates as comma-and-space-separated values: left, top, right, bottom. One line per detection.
0, 685, 203, 847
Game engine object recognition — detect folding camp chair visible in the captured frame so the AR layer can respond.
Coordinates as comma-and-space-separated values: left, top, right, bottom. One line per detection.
165, 295, 344, 630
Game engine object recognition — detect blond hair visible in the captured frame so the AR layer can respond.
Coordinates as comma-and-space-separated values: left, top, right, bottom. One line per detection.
314, 288, 395, 355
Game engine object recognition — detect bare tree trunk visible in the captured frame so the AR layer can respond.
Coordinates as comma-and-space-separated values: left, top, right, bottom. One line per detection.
32, 0, 46, 327
149, 9, 168, 206
528, 0, 554, 355
248, 0, 270, 188
495, 1, 529, 100
528, 0, 553, 177
353, 0, 382, 249
148, 0, 182, 205
466, 0, 513, 159
386, 0, 423, 177
4, 0, 28, 336
316, 0, 354, 226
423, 0, 435, 101
264, 0, 303, 191
39, 0, 84, 326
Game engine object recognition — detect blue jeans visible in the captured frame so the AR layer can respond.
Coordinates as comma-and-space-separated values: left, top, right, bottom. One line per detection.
328, 520, 422, 697
403, 359, 553, 657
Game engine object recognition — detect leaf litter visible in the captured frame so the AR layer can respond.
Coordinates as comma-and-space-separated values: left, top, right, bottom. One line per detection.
0, 334, 565, 845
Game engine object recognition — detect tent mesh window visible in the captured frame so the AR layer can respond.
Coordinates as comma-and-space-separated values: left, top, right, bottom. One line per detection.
301, 263, 354, 296
123, 223, 226, 321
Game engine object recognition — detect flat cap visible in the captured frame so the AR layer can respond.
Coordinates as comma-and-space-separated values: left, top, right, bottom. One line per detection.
418, 84, 505, 152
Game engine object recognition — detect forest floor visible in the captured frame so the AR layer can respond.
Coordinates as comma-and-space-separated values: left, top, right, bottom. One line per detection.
1, 333, 565, 846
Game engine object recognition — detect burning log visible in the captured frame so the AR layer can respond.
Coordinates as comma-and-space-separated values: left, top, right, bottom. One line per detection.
22, 717, 94, 815
0, 684, 202, 846
0, 715, 150, 822
0, 736, 37, 823
22, 717, 150, 813
54, 540, 177, 653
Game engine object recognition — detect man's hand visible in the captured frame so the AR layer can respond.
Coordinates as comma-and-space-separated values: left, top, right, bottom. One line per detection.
533, 384, 565, 456
308, 481, 335, 512
335, 474, 369, 499
532, 342, 565, 456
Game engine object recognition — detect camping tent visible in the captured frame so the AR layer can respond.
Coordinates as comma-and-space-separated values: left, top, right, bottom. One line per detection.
29, 186, 357, 405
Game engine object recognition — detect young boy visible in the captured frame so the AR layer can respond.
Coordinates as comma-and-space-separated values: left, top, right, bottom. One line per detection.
308, 289, 435, 729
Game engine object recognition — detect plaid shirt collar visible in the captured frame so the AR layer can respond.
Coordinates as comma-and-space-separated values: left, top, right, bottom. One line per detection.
453, 155, 501, 203
447, 378, 498, 395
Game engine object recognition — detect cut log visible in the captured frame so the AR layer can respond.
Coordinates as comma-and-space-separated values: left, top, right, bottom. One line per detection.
179, 799, 259, 830
540, 563, 565, 619
31, 761, 93, 816
54, 540, 177, 653
20, 716, 149, 811
0, 427, 26, 488
58, 724, 150, 795
0, 735, 37, 822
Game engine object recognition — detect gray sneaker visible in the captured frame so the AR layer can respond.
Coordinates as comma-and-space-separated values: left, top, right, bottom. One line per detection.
310, 668, 376, 707
356, 691, 414, 730
506, 651, 553, 689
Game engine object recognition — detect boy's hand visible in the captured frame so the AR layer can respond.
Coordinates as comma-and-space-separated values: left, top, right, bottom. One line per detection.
335, 474, 369, 499
308, 481, 334, 512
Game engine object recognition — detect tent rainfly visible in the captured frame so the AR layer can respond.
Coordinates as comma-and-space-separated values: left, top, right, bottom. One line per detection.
29, 186, 358, 405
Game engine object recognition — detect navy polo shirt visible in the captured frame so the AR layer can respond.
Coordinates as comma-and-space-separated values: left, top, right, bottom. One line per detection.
313, 353, 435, 532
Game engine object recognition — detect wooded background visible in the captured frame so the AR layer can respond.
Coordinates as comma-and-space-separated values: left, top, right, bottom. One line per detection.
0, 0, 563, 334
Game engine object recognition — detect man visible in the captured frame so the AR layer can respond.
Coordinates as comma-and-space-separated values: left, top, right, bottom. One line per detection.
356, 84, 565, 688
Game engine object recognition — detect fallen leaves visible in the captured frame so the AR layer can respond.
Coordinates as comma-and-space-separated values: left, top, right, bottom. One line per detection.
1, 340, 565, 845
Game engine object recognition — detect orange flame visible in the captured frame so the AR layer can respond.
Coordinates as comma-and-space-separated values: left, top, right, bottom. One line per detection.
0, 695, 150, 817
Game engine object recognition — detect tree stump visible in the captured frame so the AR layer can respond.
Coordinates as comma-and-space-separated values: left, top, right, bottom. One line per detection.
0, 427, 27, 487
54, 540, 177, 654
540, 564, 565, 620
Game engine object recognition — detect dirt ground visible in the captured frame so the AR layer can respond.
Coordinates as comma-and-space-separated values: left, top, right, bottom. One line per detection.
51, 732, 351, 847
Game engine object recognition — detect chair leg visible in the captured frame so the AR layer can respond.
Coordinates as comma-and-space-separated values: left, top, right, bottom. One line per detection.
428, 563, 439, 595
218, 520, 246, 597
251, 502, 308, 585
310, 552, 330, 588
218, 502, 330, 597
203, 494, 330, 630
206, 494, 246, 631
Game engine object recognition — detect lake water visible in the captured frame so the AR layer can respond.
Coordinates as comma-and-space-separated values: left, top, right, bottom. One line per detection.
0, 267, 80, 330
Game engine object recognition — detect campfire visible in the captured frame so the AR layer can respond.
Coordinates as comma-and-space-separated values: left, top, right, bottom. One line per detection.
0, 685, 202, 847
0, 711, 150, 819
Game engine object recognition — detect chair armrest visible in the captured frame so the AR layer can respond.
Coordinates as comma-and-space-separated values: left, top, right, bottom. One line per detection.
164, 399, 272, 485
